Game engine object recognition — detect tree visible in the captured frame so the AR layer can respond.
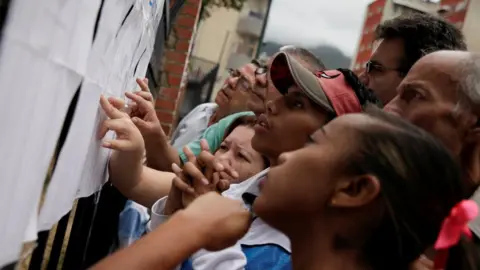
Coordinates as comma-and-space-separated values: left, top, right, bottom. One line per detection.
200, 0, 247, 19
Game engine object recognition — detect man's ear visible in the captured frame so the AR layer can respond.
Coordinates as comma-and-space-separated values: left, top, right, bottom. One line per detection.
330, 175, 381, 208
462, 127, 480, 192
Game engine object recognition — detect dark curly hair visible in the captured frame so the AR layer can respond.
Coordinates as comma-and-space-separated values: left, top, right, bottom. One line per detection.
337, 68, 382, 107
376, 13, 467, 76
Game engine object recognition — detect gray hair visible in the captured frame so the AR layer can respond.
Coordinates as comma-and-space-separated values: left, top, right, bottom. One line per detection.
279, 45, 326, 71
456, 54, 480, 114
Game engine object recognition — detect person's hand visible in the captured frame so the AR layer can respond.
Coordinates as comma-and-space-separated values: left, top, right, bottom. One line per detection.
181, 192, 251, 251
124, 78, 166, 144
197, 140, 238, 186
179, 140, 238, 207
105, 78, 153, 116
163, 142, 212, 215
129, 78, 154, 118
98, 95, 145, 156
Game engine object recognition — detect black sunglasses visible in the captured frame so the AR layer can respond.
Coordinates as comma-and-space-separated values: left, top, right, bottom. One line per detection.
365, 61, 405, 75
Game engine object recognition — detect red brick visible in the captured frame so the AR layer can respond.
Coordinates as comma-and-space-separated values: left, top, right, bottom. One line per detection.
160, 87, 180, 100
156, 111, 174, 124
182, 4, 199, 17
155, 98, 176, 111
165, 51, 187, 63
176, 14, 196, 28
176, 27, 193, 39
167, 74, 182, 86
175, 39, 190, 52
165, 62, 185, 74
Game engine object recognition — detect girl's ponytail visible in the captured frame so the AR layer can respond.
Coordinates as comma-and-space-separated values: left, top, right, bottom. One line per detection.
433, 200, 479, 270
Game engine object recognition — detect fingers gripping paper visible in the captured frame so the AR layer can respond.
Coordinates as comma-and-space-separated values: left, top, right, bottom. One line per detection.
0, 0, 165, 266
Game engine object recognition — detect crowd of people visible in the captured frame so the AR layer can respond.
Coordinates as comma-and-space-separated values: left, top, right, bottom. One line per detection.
88, 12, 480, 270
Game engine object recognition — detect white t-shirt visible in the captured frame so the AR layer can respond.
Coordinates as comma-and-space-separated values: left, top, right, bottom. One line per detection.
148, 169, 291, 270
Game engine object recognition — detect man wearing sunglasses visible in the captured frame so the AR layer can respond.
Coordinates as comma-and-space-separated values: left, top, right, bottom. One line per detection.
360, 13, 466, 105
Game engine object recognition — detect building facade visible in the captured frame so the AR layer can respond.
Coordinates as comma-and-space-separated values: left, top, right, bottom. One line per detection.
350, 0, 440, 73
438, 0, 480, 52
188, 0, 271, 97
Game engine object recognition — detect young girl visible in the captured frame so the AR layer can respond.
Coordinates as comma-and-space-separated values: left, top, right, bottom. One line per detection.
253, 108, 479, 270
94, 109, 480, 270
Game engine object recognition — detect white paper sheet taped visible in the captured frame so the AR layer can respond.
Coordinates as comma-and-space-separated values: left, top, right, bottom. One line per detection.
0, 0, 165, 266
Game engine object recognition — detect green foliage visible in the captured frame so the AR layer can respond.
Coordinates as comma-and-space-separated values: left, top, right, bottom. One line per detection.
200, 0, 246, 20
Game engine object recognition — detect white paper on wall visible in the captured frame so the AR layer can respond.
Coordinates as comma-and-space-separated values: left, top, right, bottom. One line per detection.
39, 0, 165, 231
76, 0, 164, 198
38, 0, 136, 232
0, 0, 100, 266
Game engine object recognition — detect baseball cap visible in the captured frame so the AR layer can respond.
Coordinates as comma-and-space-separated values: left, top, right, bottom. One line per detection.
269, 52, 362, 116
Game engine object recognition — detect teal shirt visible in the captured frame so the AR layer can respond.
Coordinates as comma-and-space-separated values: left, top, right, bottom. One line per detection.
178, 111, 255, 163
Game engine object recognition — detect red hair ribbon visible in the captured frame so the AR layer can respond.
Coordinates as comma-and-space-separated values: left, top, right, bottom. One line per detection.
433, 200, 478, 269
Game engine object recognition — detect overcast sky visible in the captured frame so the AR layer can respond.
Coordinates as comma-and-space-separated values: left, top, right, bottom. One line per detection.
263, 0, 373, 56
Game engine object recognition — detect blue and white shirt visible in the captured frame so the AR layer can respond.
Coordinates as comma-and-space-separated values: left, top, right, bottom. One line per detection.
149, 169, 292, 270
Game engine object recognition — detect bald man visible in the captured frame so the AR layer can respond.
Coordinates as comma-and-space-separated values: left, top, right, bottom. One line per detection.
384, 51, 480, 270
385, 51, 480, 196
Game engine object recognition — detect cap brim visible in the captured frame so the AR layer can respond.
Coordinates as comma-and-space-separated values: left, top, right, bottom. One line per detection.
270, 52, 334, 114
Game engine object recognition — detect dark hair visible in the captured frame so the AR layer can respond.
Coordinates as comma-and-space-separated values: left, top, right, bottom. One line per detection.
223, 115, 270, 168
337, 68, 382, 108
344, 107, 477, 270
280, 45, 326, 72
376, 13, 467, 75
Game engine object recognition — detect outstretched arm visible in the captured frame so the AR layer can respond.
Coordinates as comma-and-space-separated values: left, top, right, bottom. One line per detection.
99, 95, 174, 208
92, 210, 205, 270
91, 193, 251, 270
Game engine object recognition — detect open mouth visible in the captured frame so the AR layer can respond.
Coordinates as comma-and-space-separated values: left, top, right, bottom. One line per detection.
256, 114, 270, 129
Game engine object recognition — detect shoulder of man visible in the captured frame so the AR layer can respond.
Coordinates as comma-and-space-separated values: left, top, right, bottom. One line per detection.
178, 111, 254, 163
171, 103, 218, 146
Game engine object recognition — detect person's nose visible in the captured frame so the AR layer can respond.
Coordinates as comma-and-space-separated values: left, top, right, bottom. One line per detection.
227, 76, 238, 90
383, 96, 402, 116
266, 99, 278, 115
216, 151, 233, 168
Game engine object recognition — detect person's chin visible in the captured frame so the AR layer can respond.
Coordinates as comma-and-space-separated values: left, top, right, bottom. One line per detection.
251, 131, 273, 153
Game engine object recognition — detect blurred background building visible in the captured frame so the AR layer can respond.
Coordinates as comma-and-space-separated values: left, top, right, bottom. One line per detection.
351, 0, 479, 74
437, 0, 480, 51
187, 0, 272, 100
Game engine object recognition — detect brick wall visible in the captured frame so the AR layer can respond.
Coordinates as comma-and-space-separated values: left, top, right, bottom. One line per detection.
155, 0, 202, 136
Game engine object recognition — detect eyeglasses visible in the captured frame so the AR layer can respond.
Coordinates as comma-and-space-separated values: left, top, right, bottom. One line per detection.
255, 66, 267, 75
365, 61, 406, 75
227, 68, 241, 78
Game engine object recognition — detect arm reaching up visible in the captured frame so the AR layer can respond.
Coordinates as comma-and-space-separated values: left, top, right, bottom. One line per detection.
125, 78, 181, 171
99, 95, 174, 207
